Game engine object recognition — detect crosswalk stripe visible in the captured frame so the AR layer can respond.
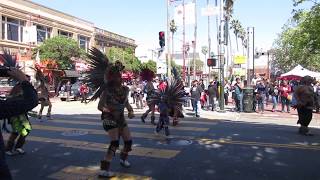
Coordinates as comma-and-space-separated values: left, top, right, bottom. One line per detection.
31, 124, 195, 140
56, 115, 219, 126
48, 165, 152, 180
44, 119, 209, 132
197, 138, 320, 151
3, 134, 180, 159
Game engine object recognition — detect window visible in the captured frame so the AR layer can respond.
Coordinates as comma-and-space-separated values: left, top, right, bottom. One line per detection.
1, 16, 25, 42
36, 25, 51, 43
78, 35, 90, 51
1, 22, 5, 40
58, 30, 73, 38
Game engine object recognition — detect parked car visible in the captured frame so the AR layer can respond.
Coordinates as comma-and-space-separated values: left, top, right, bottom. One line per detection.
58, 80, 81, 101
0, 78, 17, 99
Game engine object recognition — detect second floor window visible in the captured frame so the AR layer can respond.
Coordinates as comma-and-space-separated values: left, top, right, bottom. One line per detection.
58, 30, 73, 38
36, 25, 51, 43
1, 16, 25, 42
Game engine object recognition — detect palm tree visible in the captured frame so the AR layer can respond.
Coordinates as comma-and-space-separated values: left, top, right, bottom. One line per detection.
230, 18, 241, 51
170, 20, 177, 61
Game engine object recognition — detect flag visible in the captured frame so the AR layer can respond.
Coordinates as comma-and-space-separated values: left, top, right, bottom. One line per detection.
174, 3, 195, 26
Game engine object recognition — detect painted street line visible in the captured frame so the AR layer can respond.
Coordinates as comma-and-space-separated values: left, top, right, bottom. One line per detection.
48, 165, 152, 180
2, 134, 180, 159
43, 119, 209, 132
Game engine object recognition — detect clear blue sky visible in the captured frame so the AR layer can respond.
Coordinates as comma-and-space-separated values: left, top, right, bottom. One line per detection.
31, 0, 301, 56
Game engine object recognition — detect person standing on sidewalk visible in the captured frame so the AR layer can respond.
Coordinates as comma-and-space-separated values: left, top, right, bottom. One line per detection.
314, 81, 320, 113
294, 76, 315, 136
80, 83, 89, 103
224, 80, 230, 105
279, 80, 292, 113
190, 80, 203, 117
65, 81, 71, 102
269, 82, 279, 112
256, 80, 267, 114
207, 81, 217, 111
234, 78, 244, 112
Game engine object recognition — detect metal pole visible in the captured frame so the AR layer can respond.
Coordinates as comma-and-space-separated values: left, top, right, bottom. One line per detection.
182, 0, 186, 83
192, 0, 197, 81
252, 27, 255, 79
215, 0, 220, 81
247, 28, 250, 85
207, 0, 211, 83
219, 0, 225, 111
167, 0, 171, 78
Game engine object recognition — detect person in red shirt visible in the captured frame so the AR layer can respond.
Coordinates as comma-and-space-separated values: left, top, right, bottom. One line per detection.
80, 83, 89, 104
279, 80, 291, 113
158, 80, 167, 91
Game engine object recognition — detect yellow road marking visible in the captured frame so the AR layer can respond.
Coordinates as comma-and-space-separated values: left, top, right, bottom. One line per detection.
46, 119, 209, 132
31, 125, 194, 140
198, 138, 320, 151
2, 134, 179, 159
48, 165, 152, 180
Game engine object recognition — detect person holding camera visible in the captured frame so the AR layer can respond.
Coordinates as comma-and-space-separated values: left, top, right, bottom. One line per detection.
0, 68, 38, 180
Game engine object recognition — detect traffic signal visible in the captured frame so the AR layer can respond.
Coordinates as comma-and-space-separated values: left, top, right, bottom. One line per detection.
159, 31, 165, 48
207, 58, 217, 67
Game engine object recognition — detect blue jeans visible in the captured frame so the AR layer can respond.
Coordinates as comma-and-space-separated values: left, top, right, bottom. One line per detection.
281, 96, 290, 112
0, 129, 12, 179
257, 94, 265, 112
192, 100, 199, 116
272, 95, 278, 110
236, 94, 243, 112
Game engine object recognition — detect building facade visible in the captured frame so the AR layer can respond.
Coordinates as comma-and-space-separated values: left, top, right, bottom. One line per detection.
0, 0, 136, 57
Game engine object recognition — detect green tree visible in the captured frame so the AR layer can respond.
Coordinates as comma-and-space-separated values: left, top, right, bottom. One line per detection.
190, 59, 204, 72
273, 1, 320, 71
35, 36, 85, 69
106, 47, 141, 72
141, 60, 157, 73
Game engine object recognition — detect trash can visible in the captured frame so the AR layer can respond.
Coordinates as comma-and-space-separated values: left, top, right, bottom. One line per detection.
243, 88, 254, 112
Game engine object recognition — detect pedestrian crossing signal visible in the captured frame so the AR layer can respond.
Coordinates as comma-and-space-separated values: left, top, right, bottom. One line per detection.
207, 58, 217, 67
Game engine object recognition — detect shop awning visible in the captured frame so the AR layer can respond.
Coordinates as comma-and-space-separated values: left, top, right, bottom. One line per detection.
64, 70, 81, 78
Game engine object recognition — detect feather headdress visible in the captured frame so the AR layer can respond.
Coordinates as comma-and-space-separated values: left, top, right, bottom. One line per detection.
140, 67, 155, 81
85, 48, 125, 101
148, 79, 187, 112
0, 49, 17, 68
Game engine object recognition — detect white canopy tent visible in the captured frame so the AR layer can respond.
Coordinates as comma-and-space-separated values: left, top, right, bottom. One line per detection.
280, 65, 320, 79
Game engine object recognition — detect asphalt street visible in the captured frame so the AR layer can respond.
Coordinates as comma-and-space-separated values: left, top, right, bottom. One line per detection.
3, 100, 320, 180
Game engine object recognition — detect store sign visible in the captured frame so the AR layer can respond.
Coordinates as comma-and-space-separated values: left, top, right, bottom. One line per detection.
234, 55, 246, 64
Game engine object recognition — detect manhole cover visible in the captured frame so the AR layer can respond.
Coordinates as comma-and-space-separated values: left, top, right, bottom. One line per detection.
61, 130, 88, 136
158, 138, 193, 146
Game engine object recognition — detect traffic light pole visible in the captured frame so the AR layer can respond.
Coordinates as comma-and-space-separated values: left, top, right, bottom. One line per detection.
166, 0, 171, 78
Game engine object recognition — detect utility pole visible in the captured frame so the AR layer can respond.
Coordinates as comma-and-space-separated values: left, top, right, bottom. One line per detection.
215, 0, 220, 81
192, 0, 197, 81
219, 0, 225, 111
182, 0, 186, 83
166, 0, 171, 78
207, 0, 211, 83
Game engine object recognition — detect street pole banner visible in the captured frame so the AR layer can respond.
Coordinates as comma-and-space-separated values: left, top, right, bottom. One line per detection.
22, 26, 37, 43
174, 3, 195, 26
201, 5, 219, 16
234, 55, 247, 64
